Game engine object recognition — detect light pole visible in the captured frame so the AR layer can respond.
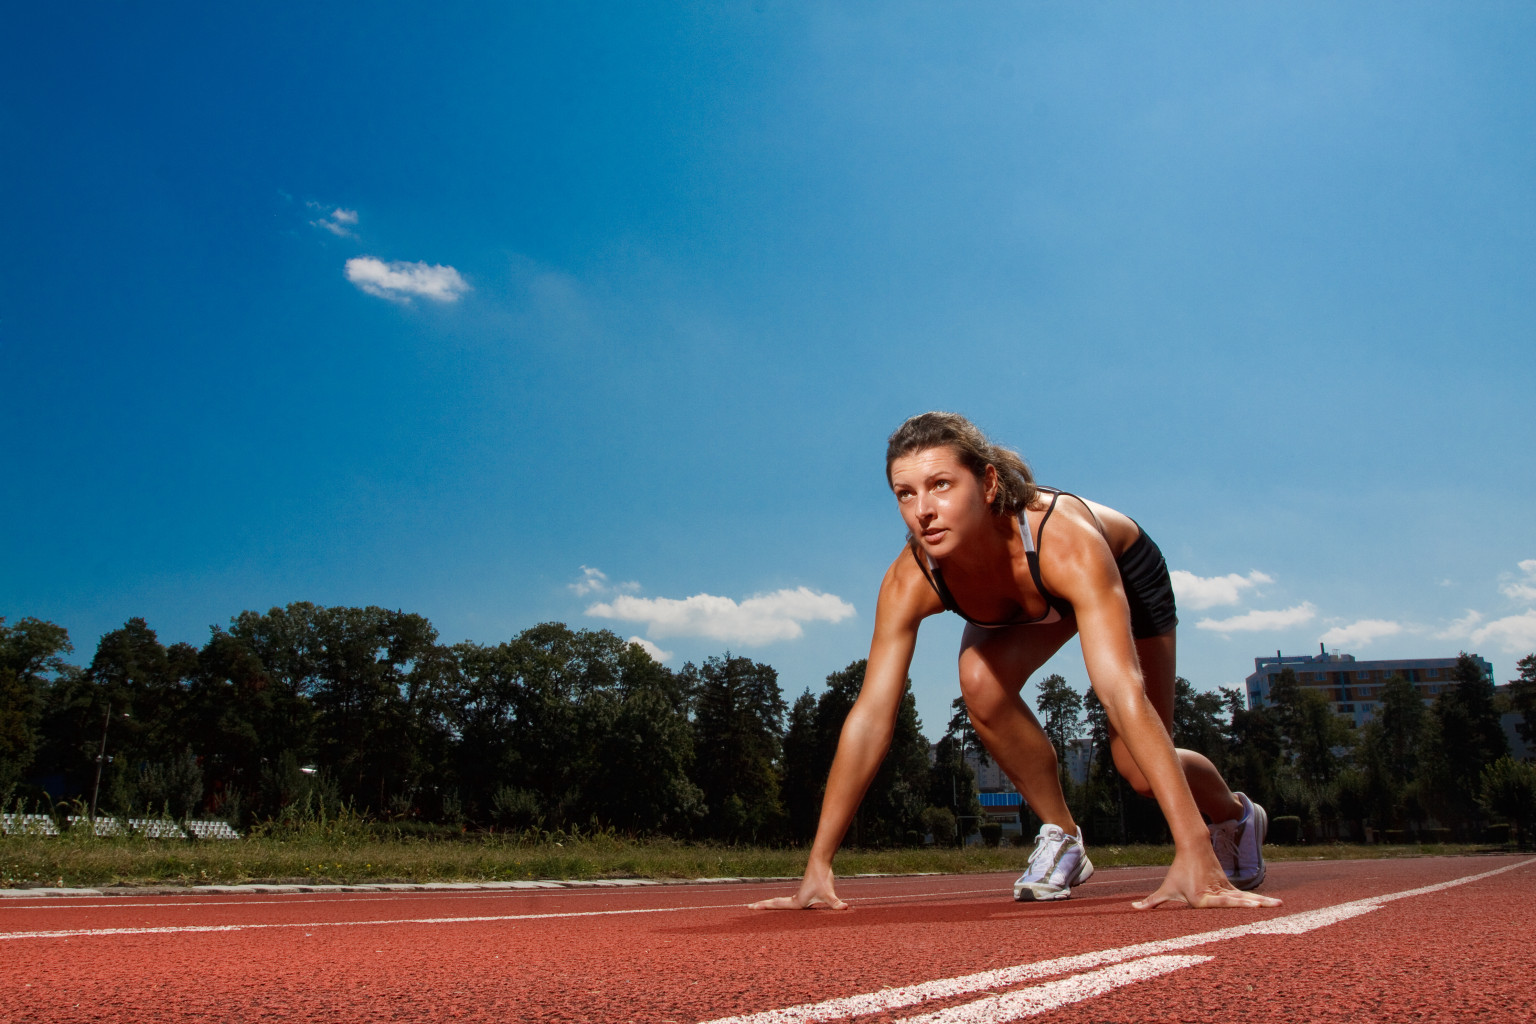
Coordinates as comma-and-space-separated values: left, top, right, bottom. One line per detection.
88, 703, 129, 824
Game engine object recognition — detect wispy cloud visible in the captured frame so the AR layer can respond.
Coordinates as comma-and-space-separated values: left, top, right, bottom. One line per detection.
1170, 569, 1274, 610
627, 636, 673, 662
588, 587, 856, 645
1437, 609, 1484, 641
1470, 610, 1536, 655
1319, 618, 1403, 649
1195, 602, 1316, 634
1498, 559, 1536, 603
568, 565, 639, 598
310, 205, 359, 238
345, 257, 470, 303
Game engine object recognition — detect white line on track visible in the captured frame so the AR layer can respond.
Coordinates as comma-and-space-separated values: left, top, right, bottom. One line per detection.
901, 956, 1215, 1024
0, 885, 1005, 941
695, 858, 1535, 1024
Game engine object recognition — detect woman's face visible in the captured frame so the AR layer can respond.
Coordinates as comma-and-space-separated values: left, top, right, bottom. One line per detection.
888, 446, 996, 558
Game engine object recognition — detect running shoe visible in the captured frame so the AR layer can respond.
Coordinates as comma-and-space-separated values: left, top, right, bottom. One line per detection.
1012, 824, 1094, 901
1209, 792, 1268, 890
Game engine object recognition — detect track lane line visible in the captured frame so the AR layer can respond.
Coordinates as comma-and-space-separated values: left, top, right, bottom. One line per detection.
695, 858, 1535, 1024
902, 955, 1214, 1024
0, 885, 1008, 941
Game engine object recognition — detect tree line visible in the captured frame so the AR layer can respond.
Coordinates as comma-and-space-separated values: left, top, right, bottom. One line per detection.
1026, 655, 1536, 845
0, 608, 949, 844
3, 609, 1532, 844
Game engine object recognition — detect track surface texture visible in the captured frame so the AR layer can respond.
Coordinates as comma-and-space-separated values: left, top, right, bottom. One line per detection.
3, 855, 1532, 1023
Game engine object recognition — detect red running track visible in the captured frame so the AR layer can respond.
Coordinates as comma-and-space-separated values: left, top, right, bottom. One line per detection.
2, 856, 1533, 1023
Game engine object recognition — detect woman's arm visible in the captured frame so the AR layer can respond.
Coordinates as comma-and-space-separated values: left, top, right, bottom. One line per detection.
750, 557, 932, 910
1047, 516, 1280, 909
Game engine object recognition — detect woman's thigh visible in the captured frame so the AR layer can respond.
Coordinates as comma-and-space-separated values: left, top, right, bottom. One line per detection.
957, 617, 1080, 707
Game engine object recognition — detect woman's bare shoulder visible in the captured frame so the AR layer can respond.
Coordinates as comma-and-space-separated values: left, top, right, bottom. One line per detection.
877, 544, 945, 624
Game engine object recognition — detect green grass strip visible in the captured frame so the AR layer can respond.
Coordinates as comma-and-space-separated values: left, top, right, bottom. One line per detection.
0, 833, 1507, 890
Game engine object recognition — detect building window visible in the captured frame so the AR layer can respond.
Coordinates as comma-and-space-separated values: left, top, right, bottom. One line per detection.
1427, 669, 1439, 679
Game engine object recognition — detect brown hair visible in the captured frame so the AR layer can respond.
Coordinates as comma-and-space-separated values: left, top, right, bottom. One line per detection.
885, 412, 1038, 516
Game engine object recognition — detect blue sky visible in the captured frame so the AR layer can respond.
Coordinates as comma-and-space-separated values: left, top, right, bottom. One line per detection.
4, 2, 1533, 736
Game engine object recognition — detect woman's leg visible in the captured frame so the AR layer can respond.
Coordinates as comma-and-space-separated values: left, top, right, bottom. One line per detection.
1105, 629, 1242, 823
957, 618, 1081, 831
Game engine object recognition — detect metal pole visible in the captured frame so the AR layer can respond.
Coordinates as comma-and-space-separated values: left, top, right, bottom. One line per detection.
89, 701, 112, 824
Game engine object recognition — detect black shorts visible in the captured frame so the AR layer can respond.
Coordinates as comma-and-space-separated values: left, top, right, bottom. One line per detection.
1116, 530, 1179, 639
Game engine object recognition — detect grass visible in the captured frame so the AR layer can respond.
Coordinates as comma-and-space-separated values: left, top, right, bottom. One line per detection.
0, 828, 1510, 890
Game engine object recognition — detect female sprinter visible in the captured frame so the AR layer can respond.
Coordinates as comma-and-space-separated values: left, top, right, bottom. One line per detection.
752, 412, 1280, 911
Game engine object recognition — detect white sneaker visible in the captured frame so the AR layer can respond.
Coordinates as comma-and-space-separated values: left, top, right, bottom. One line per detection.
1013, 824, 1093, 901
1209, 792, 1268, 890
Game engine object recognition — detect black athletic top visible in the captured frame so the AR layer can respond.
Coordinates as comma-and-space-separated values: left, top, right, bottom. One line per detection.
908, 488, 1087, 629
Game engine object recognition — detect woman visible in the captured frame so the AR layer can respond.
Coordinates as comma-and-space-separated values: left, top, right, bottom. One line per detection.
753, 413, 1280, 911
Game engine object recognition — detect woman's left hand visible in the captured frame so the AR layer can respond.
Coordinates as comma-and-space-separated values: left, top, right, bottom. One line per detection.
1131, 849, 1283, 910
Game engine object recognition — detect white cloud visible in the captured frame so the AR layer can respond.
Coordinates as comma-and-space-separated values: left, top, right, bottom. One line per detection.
1169, 569, 1274, 610
1498, 559, 1536, 603
345, 256, 470, 303
1437, 609, 1483, 641
627, 636, 673, 663
588, 587, 857, 645
1470, 610, 1536, 654
310, 206, 359, 237
1319, 619, 1403, 649
568, 565, 638, 597
1195, 602, 1316, 634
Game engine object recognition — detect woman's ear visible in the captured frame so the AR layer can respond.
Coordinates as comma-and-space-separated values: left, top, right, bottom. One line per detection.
982, 464, 999, 506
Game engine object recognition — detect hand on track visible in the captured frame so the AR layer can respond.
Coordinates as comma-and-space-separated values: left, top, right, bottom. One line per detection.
748, 862, 848, 910
1132, 851, 1282, 910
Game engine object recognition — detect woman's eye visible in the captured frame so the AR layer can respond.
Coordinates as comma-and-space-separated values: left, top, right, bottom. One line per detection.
934, 479, 950, 491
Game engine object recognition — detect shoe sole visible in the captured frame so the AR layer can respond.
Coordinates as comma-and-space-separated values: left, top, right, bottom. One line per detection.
1013, 854, 1094, 902
1233, 801, 1268, 891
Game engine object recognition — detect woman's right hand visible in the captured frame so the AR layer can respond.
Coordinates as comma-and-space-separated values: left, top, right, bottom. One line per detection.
748, 859, 848, 910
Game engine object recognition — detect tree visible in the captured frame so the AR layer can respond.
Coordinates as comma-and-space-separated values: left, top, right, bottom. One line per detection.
585, 640, 703, 833
1424, 652, 1508, 830
1172, 677, 1226, 769
926, 732, 981, 842
1221, 686, 1281, 812
1481, 757, 1536, 848
780, 690, 824, 843
802, 660, 931, 847
0, 618, 74, 799
1035, 673, 1083, 789
1508, 654, 1536, 748
1266, 668, 1350, 787
687, 653, 787, 842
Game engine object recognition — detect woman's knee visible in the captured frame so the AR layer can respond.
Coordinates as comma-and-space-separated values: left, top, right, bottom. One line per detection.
956, 656, 1007, 722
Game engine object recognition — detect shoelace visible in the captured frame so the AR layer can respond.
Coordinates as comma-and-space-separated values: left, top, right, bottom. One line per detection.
1210, 822, 1239, 872
1025, 832, 1062, 878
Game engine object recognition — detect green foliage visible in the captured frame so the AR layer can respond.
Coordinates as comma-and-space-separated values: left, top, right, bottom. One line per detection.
1172, 677, 1226, 769
1035, 673, 1082, 789
0, 618, 74, 796
927, 733, 981, 839
1480, 756, 1536, 847
1422, 653, 1508, 829
919, 805, 957, 845
687, 653, 786, 842
1507, 654, 1536, 748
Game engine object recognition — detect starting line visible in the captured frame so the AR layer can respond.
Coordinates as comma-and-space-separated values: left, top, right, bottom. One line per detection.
696, 858, 1535, 1024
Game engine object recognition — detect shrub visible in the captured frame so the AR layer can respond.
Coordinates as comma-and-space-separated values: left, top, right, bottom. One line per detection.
979, 822, 1003, 847
1269, 815, 1303, 845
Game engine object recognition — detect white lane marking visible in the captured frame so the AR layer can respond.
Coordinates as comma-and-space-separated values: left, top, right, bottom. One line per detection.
903, 956, 1213, 1024
697, 858, 1535, 1024
0, 879, 1000, 912
0, 885, 1001, 940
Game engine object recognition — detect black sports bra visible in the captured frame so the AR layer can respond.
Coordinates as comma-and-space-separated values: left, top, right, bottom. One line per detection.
908, 488, 1090, 629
